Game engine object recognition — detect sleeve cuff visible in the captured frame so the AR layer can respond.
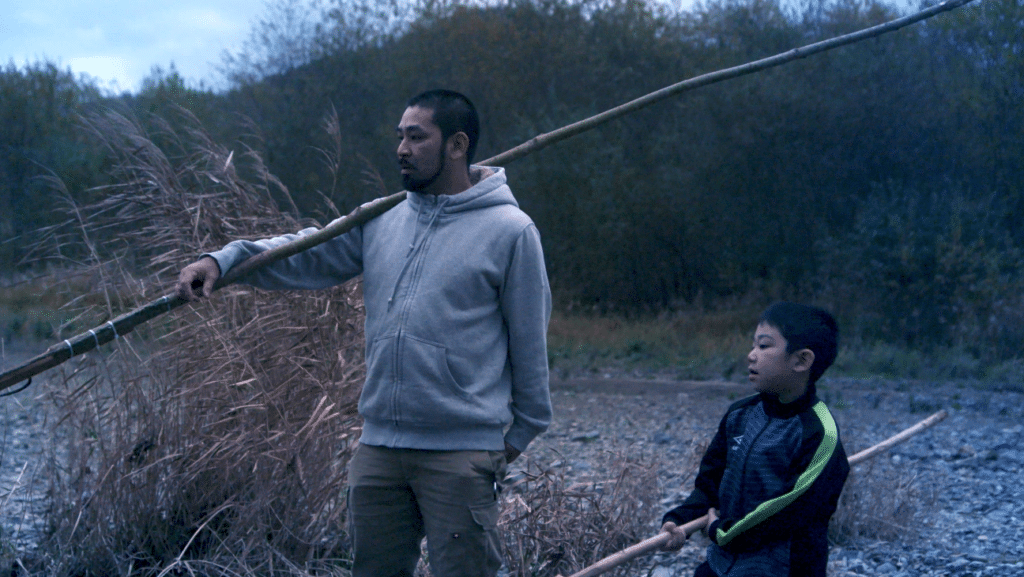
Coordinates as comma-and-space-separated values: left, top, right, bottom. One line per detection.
202, 248, 238, 278
503, 426, 538, 454
708, 519, 724, 544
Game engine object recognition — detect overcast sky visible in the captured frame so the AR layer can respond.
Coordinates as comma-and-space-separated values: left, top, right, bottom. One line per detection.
1, 0, 269, 93
3, 0, 916, 95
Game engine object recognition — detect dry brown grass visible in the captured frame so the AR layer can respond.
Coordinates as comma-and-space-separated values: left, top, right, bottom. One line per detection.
499, 452, 662, 577
829, 461, 939, 545
15, 107, 676, 577
24, 107, 367, 576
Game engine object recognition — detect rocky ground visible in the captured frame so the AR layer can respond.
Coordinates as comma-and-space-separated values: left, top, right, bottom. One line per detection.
3, 342, 1023, 576
0, 348, 51, 555
515, 376, 1024, 577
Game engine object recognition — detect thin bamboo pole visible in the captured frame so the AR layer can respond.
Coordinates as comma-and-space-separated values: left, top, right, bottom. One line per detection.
557, 410, 949, 577
485, 0, 976, 167
0, 0, 976, 393
0, 192, 403, 392
846, 409, 949, 463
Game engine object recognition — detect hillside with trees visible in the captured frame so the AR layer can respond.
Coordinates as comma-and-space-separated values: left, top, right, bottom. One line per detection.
2, 0, 1022, 359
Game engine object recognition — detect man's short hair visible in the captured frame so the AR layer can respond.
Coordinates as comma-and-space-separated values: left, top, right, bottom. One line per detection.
407, 89, 480, 164
760, 302, 839, 385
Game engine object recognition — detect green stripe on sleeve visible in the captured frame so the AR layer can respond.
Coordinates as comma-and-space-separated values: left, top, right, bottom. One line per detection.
716, 402, 839, 547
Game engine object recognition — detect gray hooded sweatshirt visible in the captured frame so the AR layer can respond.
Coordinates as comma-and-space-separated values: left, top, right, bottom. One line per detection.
205, 167, 552, 453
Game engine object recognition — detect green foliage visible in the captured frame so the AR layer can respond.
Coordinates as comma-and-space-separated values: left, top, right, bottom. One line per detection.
548, 309, 1020, 387
0, 62, 107, 268
129, 64, 221, 120
832, 340, 992, 382
816, 183, 1024, 359
832, 342, 928, 379
547, 303, 758, 380
2, 0, 1024, 361
985, 358, 1024, 392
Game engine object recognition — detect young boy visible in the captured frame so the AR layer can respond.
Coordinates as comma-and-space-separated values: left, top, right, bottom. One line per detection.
660, 302, 849, 577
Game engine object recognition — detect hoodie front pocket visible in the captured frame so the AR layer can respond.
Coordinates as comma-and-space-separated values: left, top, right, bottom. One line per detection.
358, 334, 398, 419
397, 335, 494, 426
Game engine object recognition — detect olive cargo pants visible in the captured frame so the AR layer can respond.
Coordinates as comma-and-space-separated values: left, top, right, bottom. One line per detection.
348, 444, 506, 577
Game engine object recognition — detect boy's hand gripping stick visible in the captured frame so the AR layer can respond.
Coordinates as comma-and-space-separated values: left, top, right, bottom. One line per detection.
557, 409, 948, 577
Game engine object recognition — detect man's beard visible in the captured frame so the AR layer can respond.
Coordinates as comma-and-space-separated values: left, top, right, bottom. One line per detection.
402, 149, 446, 193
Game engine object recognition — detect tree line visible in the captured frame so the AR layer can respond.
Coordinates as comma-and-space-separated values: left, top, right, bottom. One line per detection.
1, 0, 1022, 358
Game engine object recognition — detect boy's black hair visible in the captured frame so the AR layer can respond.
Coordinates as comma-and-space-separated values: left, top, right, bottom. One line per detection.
407, 89, 480, 163
760, 302, 839, 385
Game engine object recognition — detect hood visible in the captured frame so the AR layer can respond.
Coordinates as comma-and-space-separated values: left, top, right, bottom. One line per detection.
406, 166, 517, 215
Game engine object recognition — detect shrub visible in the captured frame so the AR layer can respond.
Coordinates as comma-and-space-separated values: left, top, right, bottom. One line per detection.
984, 358, 1024, 392
27, 107, 368, 576
816, 183, 1024, 360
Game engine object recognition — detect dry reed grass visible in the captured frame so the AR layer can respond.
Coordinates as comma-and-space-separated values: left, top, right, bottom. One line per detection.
23, 107, 368, 576
499, 452, 662, 577
10, 107, 703, 577
829, 460, 938, 545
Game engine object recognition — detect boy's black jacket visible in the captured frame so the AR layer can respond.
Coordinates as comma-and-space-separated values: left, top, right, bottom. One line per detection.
663, 384, 849, 577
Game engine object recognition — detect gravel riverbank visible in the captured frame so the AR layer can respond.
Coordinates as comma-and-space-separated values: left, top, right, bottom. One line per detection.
3, 344, 1022, 577
518, 376, 1024, 577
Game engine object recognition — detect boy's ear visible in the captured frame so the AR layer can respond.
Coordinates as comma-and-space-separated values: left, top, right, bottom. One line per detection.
790, 348, 815, 374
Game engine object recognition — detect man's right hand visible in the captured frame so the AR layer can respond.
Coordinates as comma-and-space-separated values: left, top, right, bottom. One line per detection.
177, 256, 221, 301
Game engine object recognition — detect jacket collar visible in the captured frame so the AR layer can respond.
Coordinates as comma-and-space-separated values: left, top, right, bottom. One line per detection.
761, 383, 818, 419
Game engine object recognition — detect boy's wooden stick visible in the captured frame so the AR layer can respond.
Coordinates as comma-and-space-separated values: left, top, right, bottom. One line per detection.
0, 192, 403, 393
846, 409, 948, 464
557, 409, 948, 577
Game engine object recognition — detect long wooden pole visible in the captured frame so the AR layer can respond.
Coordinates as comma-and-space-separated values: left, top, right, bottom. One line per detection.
0, 193, 404, 392
484, 0, 976, 167
0, 0, 976, 393
846, 409, 949, 463
557, 410, 949, 577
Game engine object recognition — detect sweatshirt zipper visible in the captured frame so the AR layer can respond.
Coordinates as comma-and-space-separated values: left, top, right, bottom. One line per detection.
388, 197, 447, 428
737, 411, 771, 515
387, 198, 445, 310
714, 411, 771, 575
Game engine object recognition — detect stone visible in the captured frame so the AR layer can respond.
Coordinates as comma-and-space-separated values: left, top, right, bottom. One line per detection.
954, 444, 977, 459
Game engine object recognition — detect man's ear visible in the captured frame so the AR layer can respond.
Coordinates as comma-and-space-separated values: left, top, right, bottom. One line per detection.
446, 131, 469, 160
790, 348, 815, 374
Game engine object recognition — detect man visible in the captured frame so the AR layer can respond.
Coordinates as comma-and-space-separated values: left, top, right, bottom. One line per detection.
177, 89, 552, 576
